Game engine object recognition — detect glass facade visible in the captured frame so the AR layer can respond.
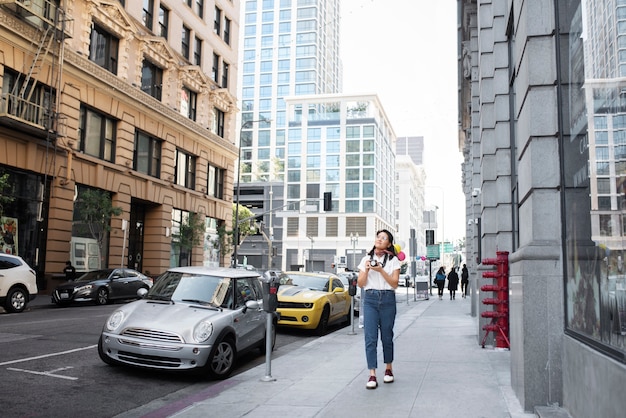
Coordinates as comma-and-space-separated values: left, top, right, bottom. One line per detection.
240, 0, 340, 181
560, 0, 626, 359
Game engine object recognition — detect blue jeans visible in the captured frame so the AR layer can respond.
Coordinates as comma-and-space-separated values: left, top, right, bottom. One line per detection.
362, 289, 396, 370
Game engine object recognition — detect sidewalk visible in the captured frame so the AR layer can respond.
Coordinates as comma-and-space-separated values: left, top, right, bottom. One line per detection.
134, 291, 536, 418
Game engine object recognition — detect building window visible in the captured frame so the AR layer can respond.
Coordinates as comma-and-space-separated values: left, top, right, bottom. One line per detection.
306, 218, 318, 237
141, 59, 163, 100
175, 150, 196, 190
326, 217, 338, 237
89, 24, 118, 74
212, 53, 219, 83
79, 105, 116, 162
196, 0, 204, 18
158, 4, 169, 38
142, 0, 154, 30
214, 6, 222, 35
134, 131, 161, 178
212, 107, 225, 137
207, 164, 225, 199
182, 26, 191, 60
194, 36, 202, 66
287, 217, 299, 237
224, 17, 231, 44
222, 62, 229, 88
181, 87, 197, 121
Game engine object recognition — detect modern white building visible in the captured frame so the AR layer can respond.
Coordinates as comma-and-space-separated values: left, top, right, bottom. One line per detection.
395, 152, 426, 271
280, 93, 397, 271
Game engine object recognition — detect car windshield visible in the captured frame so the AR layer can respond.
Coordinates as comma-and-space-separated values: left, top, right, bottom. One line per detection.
148, 271, 231, 306
285, 274, 328, 291
75, 270, 115, 282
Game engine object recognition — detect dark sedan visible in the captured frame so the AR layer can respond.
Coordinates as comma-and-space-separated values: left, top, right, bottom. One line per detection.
52, 268, 151, 306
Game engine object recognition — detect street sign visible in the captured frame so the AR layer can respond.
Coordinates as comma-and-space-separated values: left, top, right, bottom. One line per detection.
426, 245, 440, 259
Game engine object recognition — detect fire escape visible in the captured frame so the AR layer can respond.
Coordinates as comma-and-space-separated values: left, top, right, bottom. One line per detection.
0, 0, 71, 139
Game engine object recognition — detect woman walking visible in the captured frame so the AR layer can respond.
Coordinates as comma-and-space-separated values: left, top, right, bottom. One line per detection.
435, 267, 446, 300
447, 266, 459, 300
461, 264, 469, 298
357, 229, 401, 389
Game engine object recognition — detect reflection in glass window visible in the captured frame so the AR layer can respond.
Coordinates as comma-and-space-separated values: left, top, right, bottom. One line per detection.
597, 178, 611, 194
326, 170, 339, 181
345, 201, 359, 213
287, 170, 300, 182
287, 184, 300, 199
346, 183, 360, 198
596, 146, 609, 160
306, 170, 320, 182
346, 155, 360, 166
599, 214, 613, 236
346, 169, 359, 181
326, 155, 339, 167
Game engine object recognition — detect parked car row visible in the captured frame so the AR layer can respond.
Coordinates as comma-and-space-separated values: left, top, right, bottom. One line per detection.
3, 261, 358, 381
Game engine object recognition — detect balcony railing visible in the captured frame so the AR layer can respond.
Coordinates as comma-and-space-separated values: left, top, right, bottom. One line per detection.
0, 0, 73, 38
0, 92, 51, 131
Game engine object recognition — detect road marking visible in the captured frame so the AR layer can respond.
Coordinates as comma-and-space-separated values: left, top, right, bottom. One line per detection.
7, 366, 78, 380
0, 344, 97, 366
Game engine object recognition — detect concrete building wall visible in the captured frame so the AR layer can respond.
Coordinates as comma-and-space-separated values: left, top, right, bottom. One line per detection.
460, 1, 626, 416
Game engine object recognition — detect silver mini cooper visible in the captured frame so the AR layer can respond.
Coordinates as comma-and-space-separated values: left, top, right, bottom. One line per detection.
98, 266, 275, 379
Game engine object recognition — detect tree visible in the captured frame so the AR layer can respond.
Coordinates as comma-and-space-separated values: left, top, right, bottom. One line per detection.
217, 204, 256, 261
75, 188, 122, 253
173, 211, 206, 266
0, 172, 15, 218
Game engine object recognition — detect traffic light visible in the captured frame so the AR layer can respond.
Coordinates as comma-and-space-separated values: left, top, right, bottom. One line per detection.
426, 229, 435, 246
323, 192, 332, 211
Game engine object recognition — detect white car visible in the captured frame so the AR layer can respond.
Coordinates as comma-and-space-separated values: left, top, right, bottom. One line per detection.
0, 254, 38, 313
398, 274, 412, 287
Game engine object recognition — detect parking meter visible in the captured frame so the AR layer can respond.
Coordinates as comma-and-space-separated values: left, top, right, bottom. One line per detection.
348, 273, 358, 296
261, 272, 280, 313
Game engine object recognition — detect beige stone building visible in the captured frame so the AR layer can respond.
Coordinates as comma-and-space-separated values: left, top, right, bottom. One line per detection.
0, 0, 240, 292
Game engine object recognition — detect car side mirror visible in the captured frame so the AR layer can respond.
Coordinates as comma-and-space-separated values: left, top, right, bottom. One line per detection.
333, 287, 344, 293
243, 299, 260, 313
137, 287, 148, 298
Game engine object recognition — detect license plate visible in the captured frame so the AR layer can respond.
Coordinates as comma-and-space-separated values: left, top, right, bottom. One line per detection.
60, 293, 69, 299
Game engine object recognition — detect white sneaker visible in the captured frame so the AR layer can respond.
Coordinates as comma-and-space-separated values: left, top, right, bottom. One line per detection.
383, 370, 394, 383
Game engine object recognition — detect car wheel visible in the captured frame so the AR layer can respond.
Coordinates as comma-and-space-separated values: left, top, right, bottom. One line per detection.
95, 288, 109, 305
316, 305, 330, 336
259, 319, 277, 354
97, 336, 118, 366
5, 287, 27, 313
206, 337, 236, 379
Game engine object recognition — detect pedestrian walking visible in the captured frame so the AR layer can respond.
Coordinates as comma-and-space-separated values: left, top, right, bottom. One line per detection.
435, 267, 446, 300
447, 266, 459, 300
63, 260, 76, 281
461, 264, 469, 298
357, 229, 401, 390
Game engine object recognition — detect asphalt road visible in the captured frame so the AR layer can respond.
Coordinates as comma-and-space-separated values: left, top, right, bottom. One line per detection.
0, 286, 418, 418
0, 300, 319, 418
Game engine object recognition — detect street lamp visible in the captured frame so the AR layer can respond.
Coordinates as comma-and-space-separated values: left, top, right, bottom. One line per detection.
350, 233, 359, 270
232, 118, 269, 268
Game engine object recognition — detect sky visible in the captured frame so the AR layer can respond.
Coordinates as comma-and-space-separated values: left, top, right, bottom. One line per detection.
339, 0, 465, 244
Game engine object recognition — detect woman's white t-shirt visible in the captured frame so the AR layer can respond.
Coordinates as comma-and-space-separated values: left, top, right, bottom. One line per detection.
357, 253, 401, 291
